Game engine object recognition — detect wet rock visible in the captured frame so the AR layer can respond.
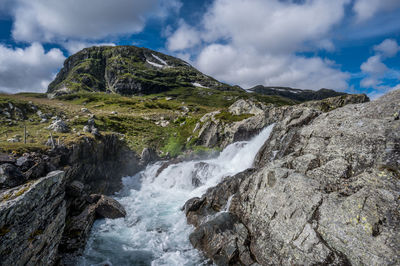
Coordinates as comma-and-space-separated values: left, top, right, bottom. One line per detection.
94, 194, 126, 219
140, 147, 158, 166
0, 163, 26, 188
156, 157, 184, 177
190, 162, 210, 188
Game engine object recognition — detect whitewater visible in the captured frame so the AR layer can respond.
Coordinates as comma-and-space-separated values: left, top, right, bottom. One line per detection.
79, 124, 274, 266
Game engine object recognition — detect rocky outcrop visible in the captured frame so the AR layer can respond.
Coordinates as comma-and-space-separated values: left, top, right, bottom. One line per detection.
185, 90, 399, 265
0, 171, 66, 265
0, 133, 151, 265
195, 94, 369, 149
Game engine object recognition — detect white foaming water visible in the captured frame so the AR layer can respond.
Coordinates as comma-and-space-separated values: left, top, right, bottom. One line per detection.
79, 124, 274, 266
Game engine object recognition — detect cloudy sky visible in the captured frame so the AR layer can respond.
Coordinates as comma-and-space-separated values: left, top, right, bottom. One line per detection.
0, 0, 399, 98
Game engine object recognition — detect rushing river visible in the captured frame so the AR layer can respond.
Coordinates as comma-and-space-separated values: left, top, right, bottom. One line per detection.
79, 124, 274, 266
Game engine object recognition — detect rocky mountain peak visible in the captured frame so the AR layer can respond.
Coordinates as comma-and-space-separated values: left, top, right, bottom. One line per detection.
47, 45, 238, 97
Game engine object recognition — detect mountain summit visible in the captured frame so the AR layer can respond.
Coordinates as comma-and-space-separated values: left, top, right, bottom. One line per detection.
48, 46, 239, 96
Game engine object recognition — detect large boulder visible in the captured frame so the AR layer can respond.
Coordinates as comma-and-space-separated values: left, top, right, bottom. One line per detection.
94, 194, 126, 219
185, 90, 399, 265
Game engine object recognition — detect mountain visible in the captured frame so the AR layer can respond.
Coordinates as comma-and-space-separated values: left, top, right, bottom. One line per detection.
248, 85, 347, 102
48, 46, 241, 96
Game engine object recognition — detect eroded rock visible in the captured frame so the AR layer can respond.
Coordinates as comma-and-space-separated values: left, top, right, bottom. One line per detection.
185, 90, 399, 265
0, 171, 66, 265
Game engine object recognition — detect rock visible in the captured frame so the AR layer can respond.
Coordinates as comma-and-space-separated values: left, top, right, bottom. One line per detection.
24, 160, 48, 180
196, 94, 369, 149
190, 162, 210, 188
156, 157, 184, 177
228, 99, 267, 115
185, 89, 400, 265
0, 171, 66, 266
155, 120, 170, 127
0, 163, 26, 188
181, 106, 190, 113
0, 153, 15, 164
48, 119, 70, 133
81, 108, 90, 113
140, 147, 158, 165
190, 212, 255, 266
66, 180, 85, 197
83, 118, 100, 135
16, 155, 35, 172
58, 204, 96, 258
91, 127, 100, 137
94, 195, 126, 219
7, 136, 21, 143
37, 110, 48, 119
111, 111, 118, 115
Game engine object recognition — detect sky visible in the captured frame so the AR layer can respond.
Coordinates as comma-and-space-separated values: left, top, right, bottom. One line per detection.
0, 0, 399, 99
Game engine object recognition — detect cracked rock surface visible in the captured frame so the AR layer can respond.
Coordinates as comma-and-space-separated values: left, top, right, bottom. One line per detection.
184, 90, 400, 265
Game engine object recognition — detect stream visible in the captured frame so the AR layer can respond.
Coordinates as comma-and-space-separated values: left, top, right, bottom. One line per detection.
79, 124, 274, 266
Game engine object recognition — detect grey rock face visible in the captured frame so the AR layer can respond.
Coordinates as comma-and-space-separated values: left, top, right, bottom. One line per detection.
185, 90, 399, 265
195, 94, 368, 149
228, 98, 267, 115
0, 171, 66, 266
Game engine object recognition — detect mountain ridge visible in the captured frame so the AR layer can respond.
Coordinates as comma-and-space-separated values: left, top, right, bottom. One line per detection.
249, 85, 347, 102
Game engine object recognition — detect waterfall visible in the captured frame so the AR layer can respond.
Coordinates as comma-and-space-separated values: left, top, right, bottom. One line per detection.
79, 124, 274, 266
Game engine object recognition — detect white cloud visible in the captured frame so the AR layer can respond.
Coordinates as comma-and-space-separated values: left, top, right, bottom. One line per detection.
373, 38, 400, 58
353, 0, 400, 22
166, 20, 201, 51
360, 55, 388, 75
167, 0, 351, 90
7, 0, 181, 43
200, 0, 350, 53
360, 39, 400, 90
0, 43, 65, 93
196, 44, 349, 91
368, 84, 400, 100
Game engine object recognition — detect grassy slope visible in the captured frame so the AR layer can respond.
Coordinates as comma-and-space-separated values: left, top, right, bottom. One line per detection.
0, 88, 295, 156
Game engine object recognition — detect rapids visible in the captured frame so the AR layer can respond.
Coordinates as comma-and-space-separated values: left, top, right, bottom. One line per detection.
79, 124, 274, 266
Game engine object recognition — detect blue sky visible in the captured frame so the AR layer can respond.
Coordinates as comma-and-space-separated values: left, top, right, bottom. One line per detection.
0, 0, 399, 99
